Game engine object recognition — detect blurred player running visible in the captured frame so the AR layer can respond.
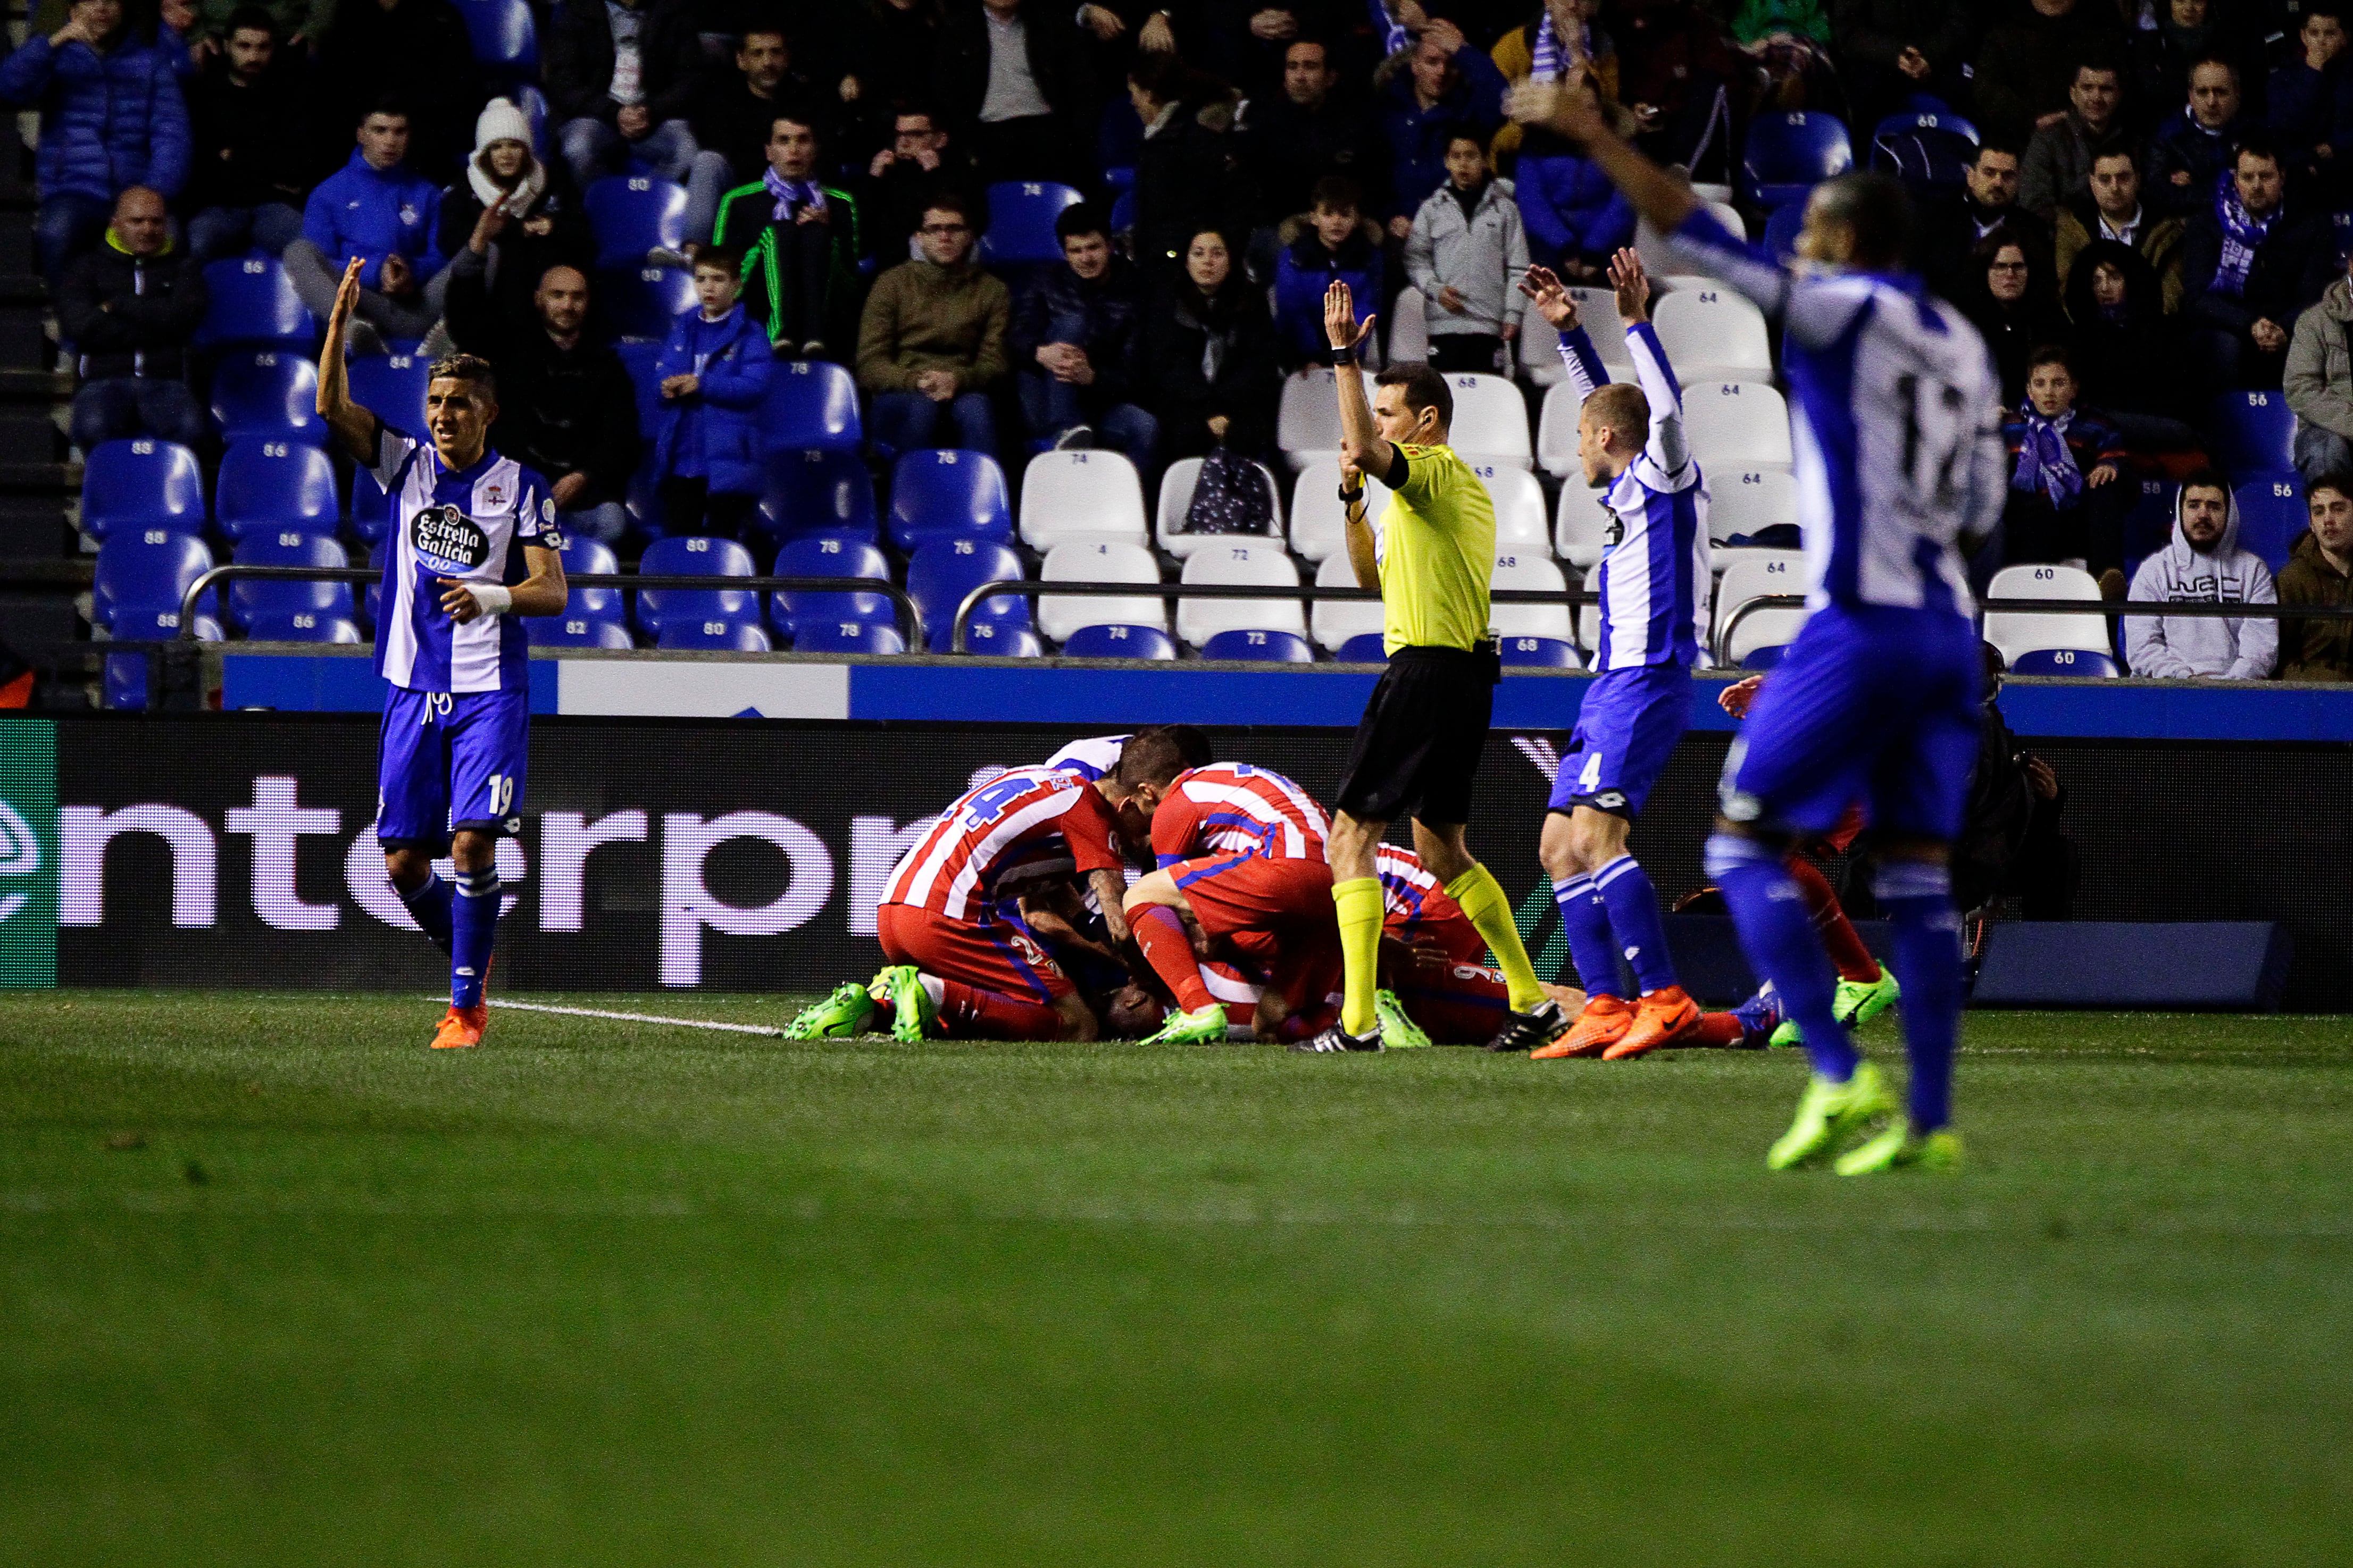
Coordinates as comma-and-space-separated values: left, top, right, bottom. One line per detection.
1518, 83, 2003, 1172
316, 256, 568, 1050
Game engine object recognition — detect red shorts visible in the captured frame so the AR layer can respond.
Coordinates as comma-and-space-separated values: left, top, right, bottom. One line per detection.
1169, 853, 1334, 938
1817, 803, 1867, 855
877, 903, 1073, 1002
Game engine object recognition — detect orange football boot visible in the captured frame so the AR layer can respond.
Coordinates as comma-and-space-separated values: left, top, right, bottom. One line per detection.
1531, 994, 1633, 1059
430, 1003, 488, 1050
1603, 986, 1703, 1060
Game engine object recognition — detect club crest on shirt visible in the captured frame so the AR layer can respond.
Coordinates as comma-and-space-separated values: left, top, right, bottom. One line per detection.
410, 504, 493, 573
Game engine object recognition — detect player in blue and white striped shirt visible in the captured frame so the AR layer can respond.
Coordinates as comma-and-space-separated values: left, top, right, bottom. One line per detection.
1516, 250, 1713, 1062
1515, 82, 2006, 1173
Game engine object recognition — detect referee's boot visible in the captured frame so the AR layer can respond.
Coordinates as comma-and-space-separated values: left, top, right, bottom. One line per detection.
1293, 1020, 1383, 1053
1488, 996, 1574, 1055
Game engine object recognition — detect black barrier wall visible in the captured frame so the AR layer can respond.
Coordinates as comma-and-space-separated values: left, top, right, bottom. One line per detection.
36, 714, 2353, 1009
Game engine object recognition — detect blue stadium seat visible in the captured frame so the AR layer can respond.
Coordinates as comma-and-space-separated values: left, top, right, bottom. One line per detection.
1499, 634, 1580, 667
791, 620, 908, 655
1336, 632, 1389, 661
103, 607, 223, 710
210, 351, 326, 446
1869, 111, 1979, 189
228, 531, 354, 629
961, 622, 1043, 657
2121, 476, 2175, 579
770, 535, 895, 641
81, 438, 205, 541
349, 463, 393, 543
635, 534, 760, 639
346, 351, 431, 435
599, 265, 696, 340
2008, 648, 2119, 677
888, 448, 1012, 550
764, 359, 863, 455
527, 615, 636, 648
1199, 628, 1315, 662
586, 174, 688, 270
2208, 391, 2297, 473
1762, 200, 1806, 263
760, 449, 879, 541
1742, 643, 1790, 669
456, 0, 538, 81
2232, 474, 2305, 572
906, 538, 1028, 652
94, 529, 215, 628
1743, 112, 1854, 209
657, 618, 774, 651
1099, 99, 1142, 183
1108, 188, 1137, 236
1058, 623, 1176, 659
215, 441, 340, 541
195, 257, 315, 348
977, 180, 1084, 266
245, 612, 364, 643
556, 535, 629, 628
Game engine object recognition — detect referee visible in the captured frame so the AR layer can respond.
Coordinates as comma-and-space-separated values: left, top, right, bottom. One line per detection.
1304, 280, 1565, 1054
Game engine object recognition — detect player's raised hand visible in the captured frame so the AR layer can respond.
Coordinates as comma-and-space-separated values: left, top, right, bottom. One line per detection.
1517, 263, 1580, 330
326, 255, 363, 342
1509, 78, 1607, 146
1323, 280, 1373, 354
1607, 247, 1650, 325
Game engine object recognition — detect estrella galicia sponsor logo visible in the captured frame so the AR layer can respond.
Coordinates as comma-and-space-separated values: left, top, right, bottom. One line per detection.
411, 504, 492, 573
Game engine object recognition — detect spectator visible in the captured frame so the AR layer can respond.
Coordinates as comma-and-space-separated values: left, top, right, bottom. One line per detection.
1957, 650, 2077, 921
1833, 0, 1972, 132
0, 0, 190, 290
711, 111, 862, 356
2267, 4, 2352, 195
1240, 36, 1386, 232
855, 191, 1010, 457
861, 105, 982, 260
1962, 227, 2067, 406
684, 28, 818, 252
2275, 472, 2353, 681
2018, 60, 2128, 221
1999, 343, 2127, 572
184, 0, 330, 54
1729, 0, 1837, 115
1604, 0, 1737, 174
2183, 138, 2332, 389
1516, 118, 1638, 283
2125, 470, 2278, 679
1973, 0, 2123, 150
839, 0, 946, 137
1141, 0, 1300, 97
308, 0, 482, 184
57, 186, 207, 451
2285, 247, 2353, 481
444, 263, 642, 545
650, 249, 775, 539
2065, 238, 2195, 450
184, 6, 306, 263
1128, 51, 1244, 275
933, 0, 1094, 186
283, 98, 447, 353
2052, 149, 2184, 313
1009, 203, 1157, 467
2128, 0, 2260, 136
1486, 0, 1620, 176
432, 98, 595, 350
1402, 131, 1528, 374
2147, 57, 2245, 219
1271, 174, 1382, 371
545, 0, 705, 195
1378, 17, 1508, 240
1146, 226, 1279, 462
1924, 140, 2046, 298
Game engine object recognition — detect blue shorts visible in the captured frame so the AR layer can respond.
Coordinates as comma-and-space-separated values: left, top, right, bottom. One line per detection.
1550, 661, 1692, 818
377, 686, 529, 848
1719, 604, 1982, 842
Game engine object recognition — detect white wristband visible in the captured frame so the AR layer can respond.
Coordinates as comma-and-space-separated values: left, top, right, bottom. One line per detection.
466, 583, 514, 617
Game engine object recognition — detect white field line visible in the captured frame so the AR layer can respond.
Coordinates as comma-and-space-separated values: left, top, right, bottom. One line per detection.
475, 998, 784, 1037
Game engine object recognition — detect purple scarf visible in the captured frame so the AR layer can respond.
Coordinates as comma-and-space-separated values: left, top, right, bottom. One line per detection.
2012, 409, 2084, 507
764, 167, 824, 223
2211, 185, 2275, 298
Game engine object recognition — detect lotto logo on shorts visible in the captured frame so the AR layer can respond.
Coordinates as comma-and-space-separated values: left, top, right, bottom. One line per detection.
410, 505, 492, 573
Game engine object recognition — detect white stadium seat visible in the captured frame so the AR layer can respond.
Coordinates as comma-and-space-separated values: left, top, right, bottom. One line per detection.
1689, 181, 1734, 204
1469, 461, 1552, 551
1311, 552, 1381, 651
1442, 372, 1532, 468
1278, 368, 1344, 471
1039, 539, 1164, 642
1684, 380, 1793, 471
1389, 287, 1431, 365
1522, 286, 1636, 389
1574, 566, 1601, 654
1554, 475, 1613, 567
1984, 563, 2112, 665
1713, 552, 1807, 664
1155, 455, 1284, 559
1019, 449, 1147, 550
1176, 541, 1304, 645
1707, 467, 1798, 542
1653, 286, 1772, 384
1289, 455, 1392, 563
1490, 549, 1575, 642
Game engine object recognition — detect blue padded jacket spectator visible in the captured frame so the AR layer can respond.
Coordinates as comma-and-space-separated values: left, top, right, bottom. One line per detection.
1378, 38, 1507, 223
300, 149, 447, 294
1515, 146, 1637, 273
1272, 228, 1383, 372
0, 31, 189, 202
650, 303, 774, 497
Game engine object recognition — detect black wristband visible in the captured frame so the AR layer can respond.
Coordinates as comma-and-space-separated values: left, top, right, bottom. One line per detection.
1329, 348, 1355, 367
1338, 484, 1364, 505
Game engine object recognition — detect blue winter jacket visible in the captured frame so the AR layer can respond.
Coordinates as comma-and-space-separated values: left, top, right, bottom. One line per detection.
1272, 230, 1384, 371
1379, 43, 1508, 222
0, 33, 189, 204
652, 304, 775, 496
300, 150, 448, 294
1516, 151, 1637, 269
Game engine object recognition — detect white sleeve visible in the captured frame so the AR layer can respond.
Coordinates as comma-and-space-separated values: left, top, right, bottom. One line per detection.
1664, 208, 1790, 318
369, 422, 419, 494
1624, 322, 1689, 475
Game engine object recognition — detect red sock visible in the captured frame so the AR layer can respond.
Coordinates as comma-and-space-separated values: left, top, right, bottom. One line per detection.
1687, 1011, 1747, 1048
937, 980, 1062, 1040
1133, 904, 1215, 1011
1784, 854, 1881, 984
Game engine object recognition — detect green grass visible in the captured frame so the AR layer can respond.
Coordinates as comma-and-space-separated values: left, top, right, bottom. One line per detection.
2, 993, 2348, 1566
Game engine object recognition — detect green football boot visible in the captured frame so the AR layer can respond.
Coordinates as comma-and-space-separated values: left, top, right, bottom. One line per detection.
1766, 1060, 1895, 1171
1768, 1016, 1804, 1048
1834, 965, 1902, 1030
1139, 1002, 1229, 1047
869, 965, 937, 1044
1834, 1125, 1964, 1176
1373, 989, 1434, 1049
781, 981, 878, 1039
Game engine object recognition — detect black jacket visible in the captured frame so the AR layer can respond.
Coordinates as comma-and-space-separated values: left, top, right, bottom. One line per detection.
860, 148, 985, 257
2064, 237, 2183, 421
1009, 257, 1147, 406
433, 174, 597, 346
544, 0, 705, 129
309, 0, 484, 180
443, 265, 642, 505
932, 0, 1091, 132
1133, 98, 1245, 273
2183, 205, 2334, 343
188, 70, 307, 210
1145, 276, 1278, 460
689, 73, 823, 187
59, 238, 207, 382
1239, 90, 1386, 228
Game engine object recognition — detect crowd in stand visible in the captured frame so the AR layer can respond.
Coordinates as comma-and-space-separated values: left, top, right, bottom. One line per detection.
12, 0, 2353, 683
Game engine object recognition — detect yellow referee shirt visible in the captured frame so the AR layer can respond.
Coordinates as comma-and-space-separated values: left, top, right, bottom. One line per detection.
1376, 442, 1495, 655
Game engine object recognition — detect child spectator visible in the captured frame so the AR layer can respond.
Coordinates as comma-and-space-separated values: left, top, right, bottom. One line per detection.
2267, 5, 2353, 197
650, 250, 775, 540
2000, 345, 2127, 572
1378, 18, 1508, 241
855, 191, 1009, 458
183, 6, 306, 264
1402, 132, 1528, 374
2276, 471, 2353, 680
1272, 175, 1382, 372
2125, 470, 2279, 680
283, 98, 447, 354
711, 110, 862, 357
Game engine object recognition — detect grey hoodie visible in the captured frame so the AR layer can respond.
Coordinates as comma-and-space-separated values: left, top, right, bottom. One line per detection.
2124, 485, 2279, 678
1403, 177, 1530, 340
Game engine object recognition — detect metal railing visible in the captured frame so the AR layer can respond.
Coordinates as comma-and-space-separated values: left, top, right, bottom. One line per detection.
1715, 593, 2353, 669
948, 579, 1597, 654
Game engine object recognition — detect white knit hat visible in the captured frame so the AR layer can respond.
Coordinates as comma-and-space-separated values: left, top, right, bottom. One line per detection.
474, 97, 533, 154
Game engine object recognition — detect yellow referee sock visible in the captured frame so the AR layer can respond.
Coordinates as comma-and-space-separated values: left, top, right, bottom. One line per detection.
1446, 864, 1546, 1013
1334, 876, 1384, 1037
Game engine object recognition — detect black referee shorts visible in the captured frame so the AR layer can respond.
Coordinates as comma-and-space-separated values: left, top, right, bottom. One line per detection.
1333, 642, 1501, 826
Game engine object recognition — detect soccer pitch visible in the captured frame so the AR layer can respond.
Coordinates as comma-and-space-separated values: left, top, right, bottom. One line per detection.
2, 995, 2347, 1566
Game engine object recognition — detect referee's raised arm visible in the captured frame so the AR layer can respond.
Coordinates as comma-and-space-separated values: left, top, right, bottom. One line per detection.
1325, 281, 1390, 479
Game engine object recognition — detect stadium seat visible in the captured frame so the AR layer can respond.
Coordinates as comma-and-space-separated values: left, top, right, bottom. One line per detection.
1684, 381, 1793, 471
2233, 474, 2305, 572
1019, 449, 1149, 549
764, 358, 864, 455
554, 535, 628, 630
228, 531, 354, 630
1176, 541, 1303, 647
1309, 552, 1381, 652
961, 621, 1043, 657
770, 535, 895, 641
1763, 202, 1806, 263
1984, 562, 2112, 670
761, 449, 879, 541
2121, 476, 2176, 578
1744, 111, 1854, 208
346, 351, 430, 435
348, 463, 393, 543
1106, 188, 1138, 237
1289, 456, 1391, 562
792, 620, 908, 655
1554, 480, 1612, 568
1277, 368, 1344, 471
1442, 373, 1532, 468
1571, 567, 1601, 656
1039, 538, 1164, 641
658, 618, 774, 652
2007, 648, 2120, 677
80, 438, 205, 542
906, 537, 1029, 652
635, 535, 760, 640
195, 256, 315, 347
1336, 631, 1387, 660
976, 180, 1084, 266
1652, 287, 1773, 384
103, 607, 223, 710
1492, 550, 1576, 649
586, 174, 688, 270
209, 351, 326, 445
1713, 552, 1808, 666
1199, 627, 1314, 661
1058, 623, 1176, 659
1523, 289, 1636, 388
889, 448, 1012, 550
214, 441, 340, 540
1870, 111, 1980, 190
1708, 467, 1799, 543
527, 615, 636, 649
93, 529, 215, 628
2207, 391, 2297, 473
598, 264, 696, 340
1389, 287, 1431, 365
1156, 455, 1284, 558
1989, 563, 2102, 601
245, 611, 364, 643
457, 1, 539, 81
1473, 462, 1551, 551
1500, 633, 1581, 667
